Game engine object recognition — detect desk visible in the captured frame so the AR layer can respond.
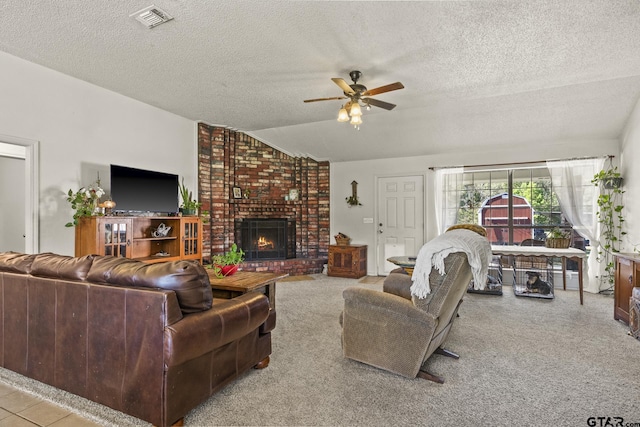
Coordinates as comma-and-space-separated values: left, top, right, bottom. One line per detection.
491, 245, 586, 305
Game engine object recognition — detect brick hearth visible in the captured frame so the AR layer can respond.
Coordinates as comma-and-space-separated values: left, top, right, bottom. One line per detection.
197, 123, 329, 275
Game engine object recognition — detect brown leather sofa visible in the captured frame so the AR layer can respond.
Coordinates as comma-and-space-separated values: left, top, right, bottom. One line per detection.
0, 251, 274, 427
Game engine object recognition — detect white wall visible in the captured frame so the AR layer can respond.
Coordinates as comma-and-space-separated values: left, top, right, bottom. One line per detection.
331, 139, 620, 276
0, 51, 197, 255
621, 97, 640, 252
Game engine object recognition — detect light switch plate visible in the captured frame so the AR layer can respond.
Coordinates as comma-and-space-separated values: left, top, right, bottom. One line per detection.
363, 217, 374, 224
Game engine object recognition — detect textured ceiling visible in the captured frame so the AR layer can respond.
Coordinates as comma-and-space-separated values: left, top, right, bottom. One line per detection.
1, 1, 639, 161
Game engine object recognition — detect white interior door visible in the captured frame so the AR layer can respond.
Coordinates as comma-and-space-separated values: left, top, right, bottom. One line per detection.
376, 175, 424, 275
0, 155, 26, 252
0, 137, 39, 254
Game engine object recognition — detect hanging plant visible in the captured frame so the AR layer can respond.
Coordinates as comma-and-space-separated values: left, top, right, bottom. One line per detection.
591, 164, 625, 288
346, 195, 362, 207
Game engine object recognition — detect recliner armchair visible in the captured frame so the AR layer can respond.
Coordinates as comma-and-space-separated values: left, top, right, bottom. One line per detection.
340, 252, 472, 383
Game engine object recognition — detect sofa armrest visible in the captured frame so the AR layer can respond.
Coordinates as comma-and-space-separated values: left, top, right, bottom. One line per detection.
382, 271, 412, 300
341, 287, 436, 378
164, 292, 270, 367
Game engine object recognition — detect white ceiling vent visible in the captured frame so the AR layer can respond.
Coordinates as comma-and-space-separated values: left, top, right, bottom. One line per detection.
130, 5, 173, 29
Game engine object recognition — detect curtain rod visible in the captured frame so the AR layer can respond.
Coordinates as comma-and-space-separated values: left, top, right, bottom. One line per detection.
428, 155, 614, 171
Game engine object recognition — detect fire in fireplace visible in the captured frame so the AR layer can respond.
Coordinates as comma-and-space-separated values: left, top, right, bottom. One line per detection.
236, 219, 296, 260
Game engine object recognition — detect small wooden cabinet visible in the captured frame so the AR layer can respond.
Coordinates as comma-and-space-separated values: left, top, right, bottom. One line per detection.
614, 253, 640, 325
75, 216, 202, 264
328, 244, 367, 279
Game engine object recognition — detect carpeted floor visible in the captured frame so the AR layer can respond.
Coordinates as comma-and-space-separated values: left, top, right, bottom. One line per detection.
2, 274, 640, 426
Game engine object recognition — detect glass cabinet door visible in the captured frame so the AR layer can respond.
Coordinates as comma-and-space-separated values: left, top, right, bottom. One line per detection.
183, 220, 199, 256
102, 219, 131, 257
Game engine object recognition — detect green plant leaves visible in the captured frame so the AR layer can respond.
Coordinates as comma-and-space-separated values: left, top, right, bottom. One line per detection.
592, 165, 625, 286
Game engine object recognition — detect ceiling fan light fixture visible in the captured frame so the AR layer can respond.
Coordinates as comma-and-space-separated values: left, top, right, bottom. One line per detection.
304, 71, 404, 131
337, 106, 349, 122
350, 102, 362, 117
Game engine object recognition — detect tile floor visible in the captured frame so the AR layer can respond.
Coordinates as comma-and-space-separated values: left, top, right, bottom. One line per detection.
0, 382, 100, 427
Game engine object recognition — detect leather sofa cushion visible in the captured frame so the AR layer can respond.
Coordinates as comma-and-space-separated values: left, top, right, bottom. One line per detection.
87, 256, 213, 314
0, 252, 38, 274
30, 253, 95, 281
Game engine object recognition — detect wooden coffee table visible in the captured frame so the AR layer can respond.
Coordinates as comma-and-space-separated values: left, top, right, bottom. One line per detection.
206, 270, 288, 311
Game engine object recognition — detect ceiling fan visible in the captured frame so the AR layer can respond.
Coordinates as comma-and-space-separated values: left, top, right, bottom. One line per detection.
303, 70, 404, 128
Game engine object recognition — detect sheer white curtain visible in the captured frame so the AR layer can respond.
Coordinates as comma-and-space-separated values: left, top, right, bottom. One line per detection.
546, 158, 605, 293
434, 167, 463, 235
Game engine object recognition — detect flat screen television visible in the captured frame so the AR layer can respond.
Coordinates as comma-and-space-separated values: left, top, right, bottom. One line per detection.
110, 164, 179, 214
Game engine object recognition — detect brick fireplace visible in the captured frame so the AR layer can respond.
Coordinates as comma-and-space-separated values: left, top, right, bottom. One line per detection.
197, 123, 329, 275
237, 218, 295, 261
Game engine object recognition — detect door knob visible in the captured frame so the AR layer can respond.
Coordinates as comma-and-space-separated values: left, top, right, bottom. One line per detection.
378, 229, 383, 234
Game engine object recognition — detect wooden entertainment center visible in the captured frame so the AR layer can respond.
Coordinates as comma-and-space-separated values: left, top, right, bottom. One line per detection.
75, 216, 202, 263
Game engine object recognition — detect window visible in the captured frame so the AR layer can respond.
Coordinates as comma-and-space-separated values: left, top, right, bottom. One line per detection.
440, 167, 576, 246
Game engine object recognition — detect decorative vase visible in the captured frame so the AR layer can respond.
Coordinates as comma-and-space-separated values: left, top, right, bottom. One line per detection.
217, 264, 238, 277
180, 208, 197, 216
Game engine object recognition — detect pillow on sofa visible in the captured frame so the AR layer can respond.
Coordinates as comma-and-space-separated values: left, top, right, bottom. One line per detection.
30, 253, 95, 281
446, 223, 487, 237
87, 256, 213, 314
0, 251, 39, 274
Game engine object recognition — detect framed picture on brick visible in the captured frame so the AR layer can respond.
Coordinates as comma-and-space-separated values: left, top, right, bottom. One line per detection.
289, 188, 299, 201
232, 186, 242, 199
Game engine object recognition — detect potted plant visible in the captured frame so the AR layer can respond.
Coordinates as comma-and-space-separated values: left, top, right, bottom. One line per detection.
65, 180, 105, 227
209, 243, 245, 278
592, 164, 626, 288
178, 178, 201, 216
545, 227, 570, 248
345, 195, 362, 207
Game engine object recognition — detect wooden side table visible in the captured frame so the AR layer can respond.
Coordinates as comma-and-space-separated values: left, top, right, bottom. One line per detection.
328, 244, 367, 278
206, 270, 287, 369
387, 255, 416, 275
206, 270, 287, 312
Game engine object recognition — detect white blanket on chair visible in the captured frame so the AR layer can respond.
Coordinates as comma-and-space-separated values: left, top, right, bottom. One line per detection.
410, 229, 492, 299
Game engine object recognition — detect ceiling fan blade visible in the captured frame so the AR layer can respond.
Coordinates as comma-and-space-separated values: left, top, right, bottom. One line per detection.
303, 96, 347, 103
363, 97, 397, 111
332, 78, 355, 95
363, 82, 404, 97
